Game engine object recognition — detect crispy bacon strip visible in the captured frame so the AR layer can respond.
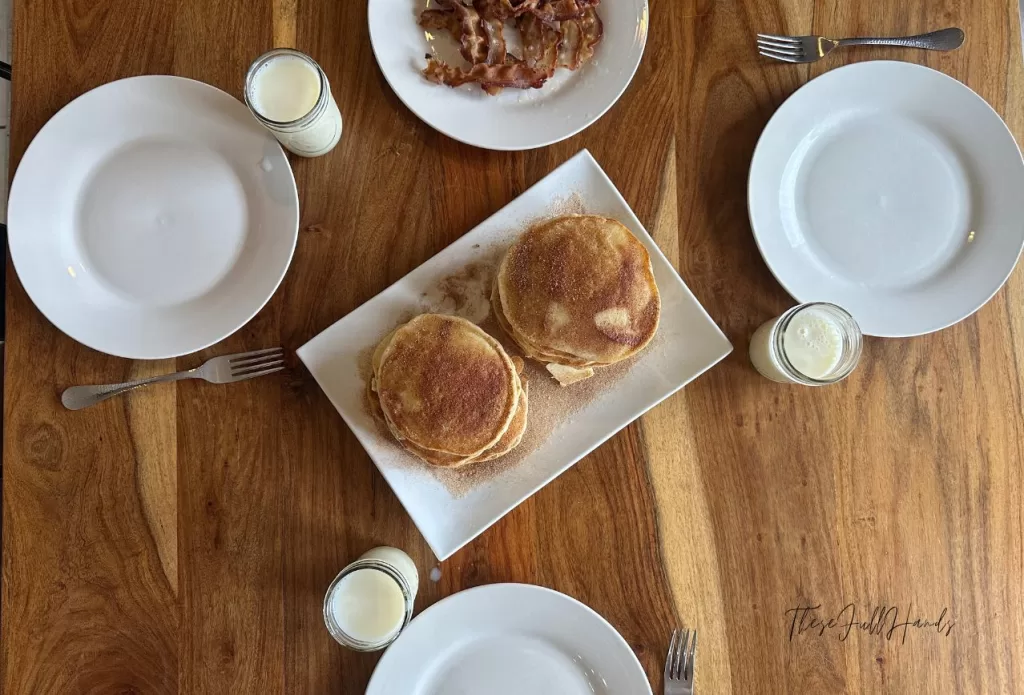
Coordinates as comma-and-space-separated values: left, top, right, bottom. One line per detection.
482, 17, 507, 93
419, 8, 461, 35
509, 0, 542, 12
494, 0, 541, 18
477, 0, 596, 21
532, 0, 600, 23
423, 58, 553, 90
518, 13, 560, 69
480, 16, 507, 64
463, 0, 510, 93
473, 0, 514, 21
557, 18, 581, 68
554, 7, 602, 69
431, 0, 488, 65
419, 0, 600, 93
576, 7, 603, 66
424, 2, 508, 67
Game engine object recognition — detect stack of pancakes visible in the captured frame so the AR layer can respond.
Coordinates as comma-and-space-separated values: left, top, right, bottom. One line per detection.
368, 313, 528, 467
492, 214, 661, 385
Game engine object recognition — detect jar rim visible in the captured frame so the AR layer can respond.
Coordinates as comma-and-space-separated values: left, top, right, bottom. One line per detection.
770, 302, 862, 386
244, 48, 329, 129
322, 559, 415, 651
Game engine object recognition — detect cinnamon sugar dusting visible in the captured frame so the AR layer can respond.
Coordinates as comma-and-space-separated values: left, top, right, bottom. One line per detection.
362, 194, 663, 498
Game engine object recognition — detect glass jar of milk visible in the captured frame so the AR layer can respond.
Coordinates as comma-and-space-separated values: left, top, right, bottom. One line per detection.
323, 547, 419, 651
749, 302, 862, 385
244, 48, 342, 157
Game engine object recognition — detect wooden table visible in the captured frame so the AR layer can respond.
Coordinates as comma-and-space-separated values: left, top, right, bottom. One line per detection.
3, 1, 1023, 693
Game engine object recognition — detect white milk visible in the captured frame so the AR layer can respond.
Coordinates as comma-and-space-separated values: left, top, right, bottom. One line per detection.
250, 54, 322, 122
750, 305, 854, 384
781, 308, 843, 379
324, 546, 418, 649
245, 49, 342, 157
328, 568, 407, 644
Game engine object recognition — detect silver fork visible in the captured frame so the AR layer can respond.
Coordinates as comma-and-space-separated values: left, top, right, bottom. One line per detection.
61, 348, 286, 410
665, 627, 696, 695
757, 27, 964, 63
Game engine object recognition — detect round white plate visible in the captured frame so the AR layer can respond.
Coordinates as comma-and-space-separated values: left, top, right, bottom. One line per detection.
8, 76, 299, 359
368, 0, 648, 151
748, 61, 1024, 337
366, 584, 652, 695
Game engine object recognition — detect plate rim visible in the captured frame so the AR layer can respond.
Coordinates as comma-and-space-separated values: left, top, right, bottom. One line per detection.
297, 149, 732, 560
366, 0, 650, 151
7, 74, 300, 359
747, 59, 1024, 338
365, 582, 654, 695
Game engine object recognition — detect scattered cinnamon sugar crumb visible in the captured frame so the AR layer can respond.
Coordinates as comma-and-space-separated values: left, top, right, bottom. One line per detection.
357, 344, 375, 384
420, 259, 501, 323
547, 192, 586, 217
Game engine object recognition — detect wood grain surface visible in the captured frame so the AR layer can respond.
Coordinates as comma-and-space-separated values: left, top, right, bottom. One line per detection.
3, 1, 1023, 693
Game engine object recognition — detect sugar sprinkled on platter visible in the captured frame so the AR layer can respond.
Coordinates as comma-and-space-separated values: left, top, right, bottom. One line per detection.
419, 260, 498, 324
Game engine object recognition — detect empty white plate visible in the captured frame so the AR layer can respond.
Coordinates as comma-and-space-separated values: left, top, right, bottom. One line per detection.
748, 61, 1024, 337
367, 0, 648, 150
297, 150, 732, 560
8, 76, 299, 359
366, 584, 652, 695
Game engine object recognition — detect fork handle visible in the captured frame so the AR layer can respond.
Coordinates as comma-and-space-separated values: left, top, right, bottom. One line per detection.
838, 28, 964, 51
61, 370, 198, 410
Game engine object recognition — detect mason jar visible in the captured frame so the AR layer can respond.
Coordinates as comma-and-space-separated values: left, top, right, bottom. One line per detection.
749, 302, 862, 385
244, 48, 342, 157
322, 547, 418, 651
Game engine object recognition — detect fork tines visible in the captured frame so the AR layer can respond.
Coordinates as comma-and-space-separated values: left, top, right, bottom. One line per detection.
229, 347, 286, 378
665, 627, 697, 687
757, 33, 806, 63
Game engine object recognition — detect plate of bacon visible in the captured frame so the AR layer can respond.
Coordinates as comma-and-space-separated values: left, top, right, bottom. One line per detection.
368, 0, 649, 150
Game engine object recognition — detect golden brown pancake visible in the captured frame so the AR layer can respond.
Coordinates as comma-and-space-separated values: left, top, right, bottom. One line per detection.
496, 215, 661, 372
395, 437, 479, 467
490, 278, 598, 368
367, 317, 530, 467
469, 379, 528, 463
387, 380, 529, 468
374, 314, 521, 459
372, 328, 398, 374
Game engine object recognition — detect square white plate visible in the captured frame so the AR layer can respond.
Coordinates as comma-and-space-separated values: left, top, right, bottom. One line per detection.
297, 150, 732, 560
